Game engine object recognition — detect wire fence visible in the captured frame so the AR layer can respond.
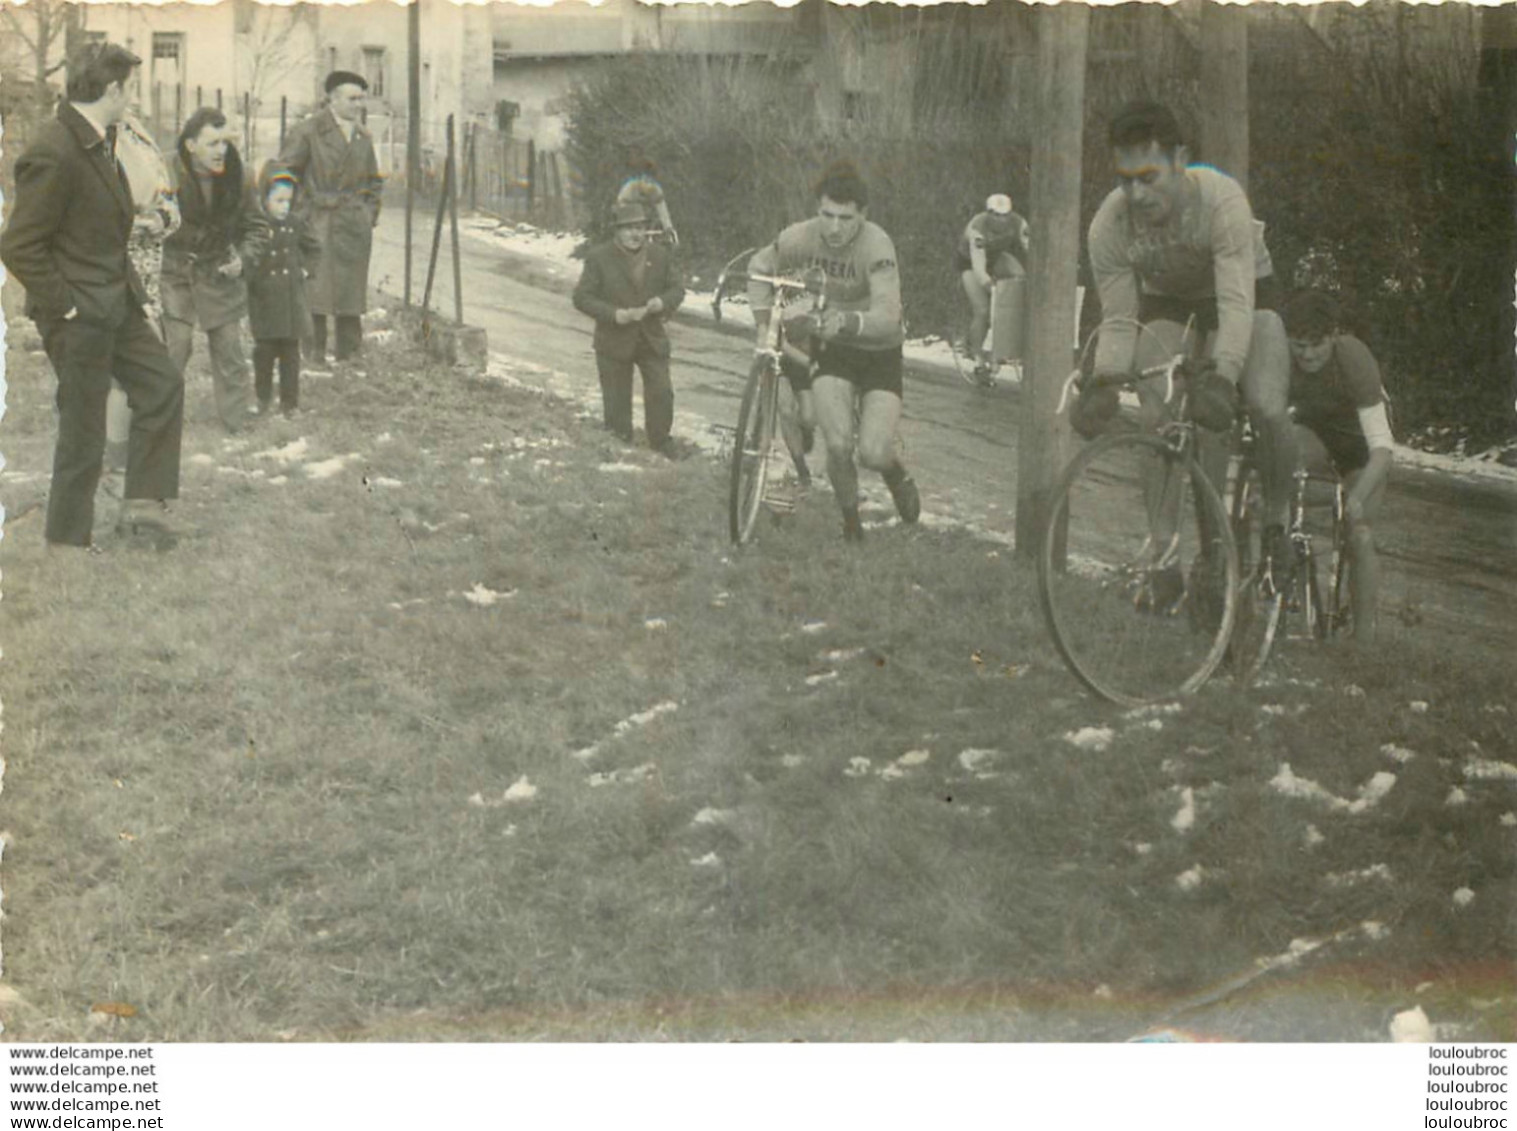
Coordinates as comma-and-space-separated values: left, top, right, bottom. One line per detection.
134, 86, 576, 230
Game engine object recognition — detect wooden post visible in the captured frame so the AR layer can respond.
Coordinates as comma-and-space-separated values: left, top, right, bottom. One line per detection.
1015, 2, 1089, 562
447, 114, 463, 325
197, 84, 203, 108
405, 0, 421, 307
216, 87, 223, 111
1198, 1, 1249, 190
280, 95, 287, 150
421, 143, 452, 323
243, 90, 251, 158
526, 137, 536, 215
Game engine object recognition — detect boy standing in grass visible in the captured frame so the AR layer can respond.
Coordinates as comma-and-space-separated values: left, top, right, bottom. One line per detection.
572, 201, 686, 456
247, 167, 321, 419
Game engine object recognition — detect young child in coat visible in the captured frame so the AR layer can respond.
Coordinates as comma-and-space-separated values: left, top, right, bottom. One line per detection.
248, 166, 321, 417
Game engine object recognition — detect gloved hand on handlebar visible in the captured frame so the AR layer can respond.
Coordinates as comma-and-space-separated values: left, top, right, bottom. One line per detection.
1069, 373, 1122, 439
1184, 358, 1239, 433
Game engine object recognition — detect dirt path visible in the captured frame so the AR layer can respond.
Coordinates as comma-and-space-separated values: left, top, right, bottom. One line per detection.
370, 213, 1517, 656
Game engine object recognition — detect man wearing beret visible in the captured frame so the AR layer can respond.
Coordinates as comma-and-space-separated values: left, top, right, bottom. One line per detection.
572, 202, 686, 455
277, 70, 382, 371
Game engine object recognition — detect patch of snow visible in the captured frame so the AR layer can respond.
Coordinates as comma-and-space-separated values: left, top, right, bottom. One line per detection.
781, 754, 806, 769
896, 749, 931, 767
188, 453, 216, 467
1380, 743, 1417, 764
1446, 787, 1469, 807
463, 583, 517, 607
957, 748, 999, 773
1500, 812, 1516, 828
304, 454, 360, 480
1171, 787, 1196, 833
588, 762, 657, 788
1175, 865, 1207, 891
805, 670, 839, 688
800, 619, 828, 635
598, 462, 645, 474
615, 701, 679, 734
1063, 726, 1115, 752
1304, 825, 1326, 848
1361, 921, 1390, 941
1389, 1006, 1434, 1043
1465, 758, 1517, 782
1452, 887, 1476, 907
1409, 700, 1430, 714
1325, 863, 1393, 887
843, 757, 873, 779
644, 617, 669, 631
253, 437, 309, 464
502, 776, 537, 803
820, 647, 867, 663
692, 808, 735, 827
690, 852, 722, 868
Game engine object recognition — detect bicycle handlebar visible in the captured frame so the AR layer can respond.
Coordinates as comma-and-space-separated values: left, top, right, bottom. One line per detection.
1055, 316, 1198, 418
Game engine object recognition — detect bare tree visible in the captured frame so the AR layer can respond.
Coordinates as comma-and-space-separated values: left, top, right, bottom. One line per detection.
234, 0, 317, 162
1, 0, 82, 101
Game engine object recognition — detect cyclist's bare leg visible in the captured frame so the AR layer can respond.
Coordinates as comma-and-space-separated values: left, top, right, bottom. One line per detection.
1342, 463, 1387, 645
855, 389, 904, 474
1240, 310, 1296, 529
961, 270, 992, 363
812, 374, 861, 512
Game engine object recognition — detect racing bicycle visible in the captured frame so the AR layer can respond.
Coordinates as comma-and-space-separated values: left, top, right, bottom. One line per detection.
712, 248, 826, 545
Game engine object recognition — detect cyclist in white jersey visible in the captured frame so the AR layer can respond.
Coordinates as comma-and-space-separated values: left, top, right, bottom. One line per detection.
748, 162, 920, 542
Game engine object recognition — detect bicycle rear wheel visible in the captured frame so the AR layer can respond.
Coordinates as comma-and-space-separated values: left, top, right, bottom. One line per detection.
729, 356, 782, 545
1229, 460, 1283, 687
1039, 432, 1238, 706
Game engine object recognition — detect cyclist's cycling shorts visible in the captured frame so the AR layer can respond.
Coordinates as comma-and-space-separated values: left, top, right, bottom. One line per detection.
812, 342, 905, 399
1138, 275, 1280, 333
1297, 415, 1370, 476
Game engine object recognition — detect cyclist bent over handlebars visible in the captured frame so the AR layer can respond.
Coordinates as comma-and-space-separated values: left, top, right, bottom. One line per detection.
1078, 100, 1295, 586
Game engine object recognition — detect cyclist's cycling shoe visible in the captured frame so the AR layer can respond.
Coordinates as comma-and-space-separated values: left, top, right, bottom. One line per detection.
1136, 565, 1186, 616
972, 361, 996, 388
888, 474, 921, 525
1190, 369, 1239, 432
1070, 383, 1120, 439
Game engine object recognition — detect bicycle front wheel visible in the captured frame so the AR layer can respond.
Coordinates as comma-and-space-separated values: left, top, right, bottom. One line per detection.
729, 356, 782, 545
1039, 432, 1239, 706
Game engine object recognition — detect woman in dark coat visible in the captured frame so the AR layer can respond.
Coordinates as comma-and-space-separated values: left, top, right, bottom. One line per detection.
161, 107, 269, 432
247, 164, 321, 416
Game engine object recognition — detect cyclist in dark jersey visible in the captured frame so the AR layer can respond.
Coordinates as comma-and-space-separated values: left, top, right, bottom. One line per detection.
1283, 289, 1394, 645
955, 194, 1030, 384
748, 161, 920, 542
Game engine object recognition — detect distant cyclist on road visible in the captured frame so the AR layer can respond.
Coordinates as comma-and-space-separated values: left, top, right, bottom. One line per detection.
1079, 100, 1295, 595
748, 160, 920, 542
1283, 289, 1394, 645
955, 193, 1029, 386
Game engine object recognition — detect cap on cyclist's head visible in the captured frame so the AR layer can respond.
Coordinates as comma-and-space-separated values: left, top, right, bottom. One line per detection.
611, 201, 646, 228
986, 193, 1013, 216
1109, 101, 1185, 157
1282, 289, 1340, 342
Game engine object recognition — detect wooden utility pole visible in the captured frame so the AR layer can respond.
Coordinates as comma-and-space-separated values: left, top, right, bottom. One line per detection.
404, 0, 421, 307
1198, 1, 1249, 189
1015, 3, 1089, 561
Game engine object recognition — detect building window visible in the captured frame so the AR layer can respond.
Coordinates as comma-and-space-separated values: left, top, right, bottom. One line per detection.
151, 32, 185, 90
361, 45, 386, 99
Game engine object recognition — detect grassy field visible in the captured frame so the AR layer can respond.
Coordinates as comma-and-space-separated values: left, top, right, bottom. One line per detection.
0, 313, 1512, 1043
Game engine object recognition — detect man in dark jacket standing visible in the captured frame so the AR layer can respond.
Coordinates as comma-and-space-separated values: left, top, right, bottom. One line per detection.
162, 107, 269, 433
0, 42, 185, 548
572, 202, 686, 454
278, 70, 383, 370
